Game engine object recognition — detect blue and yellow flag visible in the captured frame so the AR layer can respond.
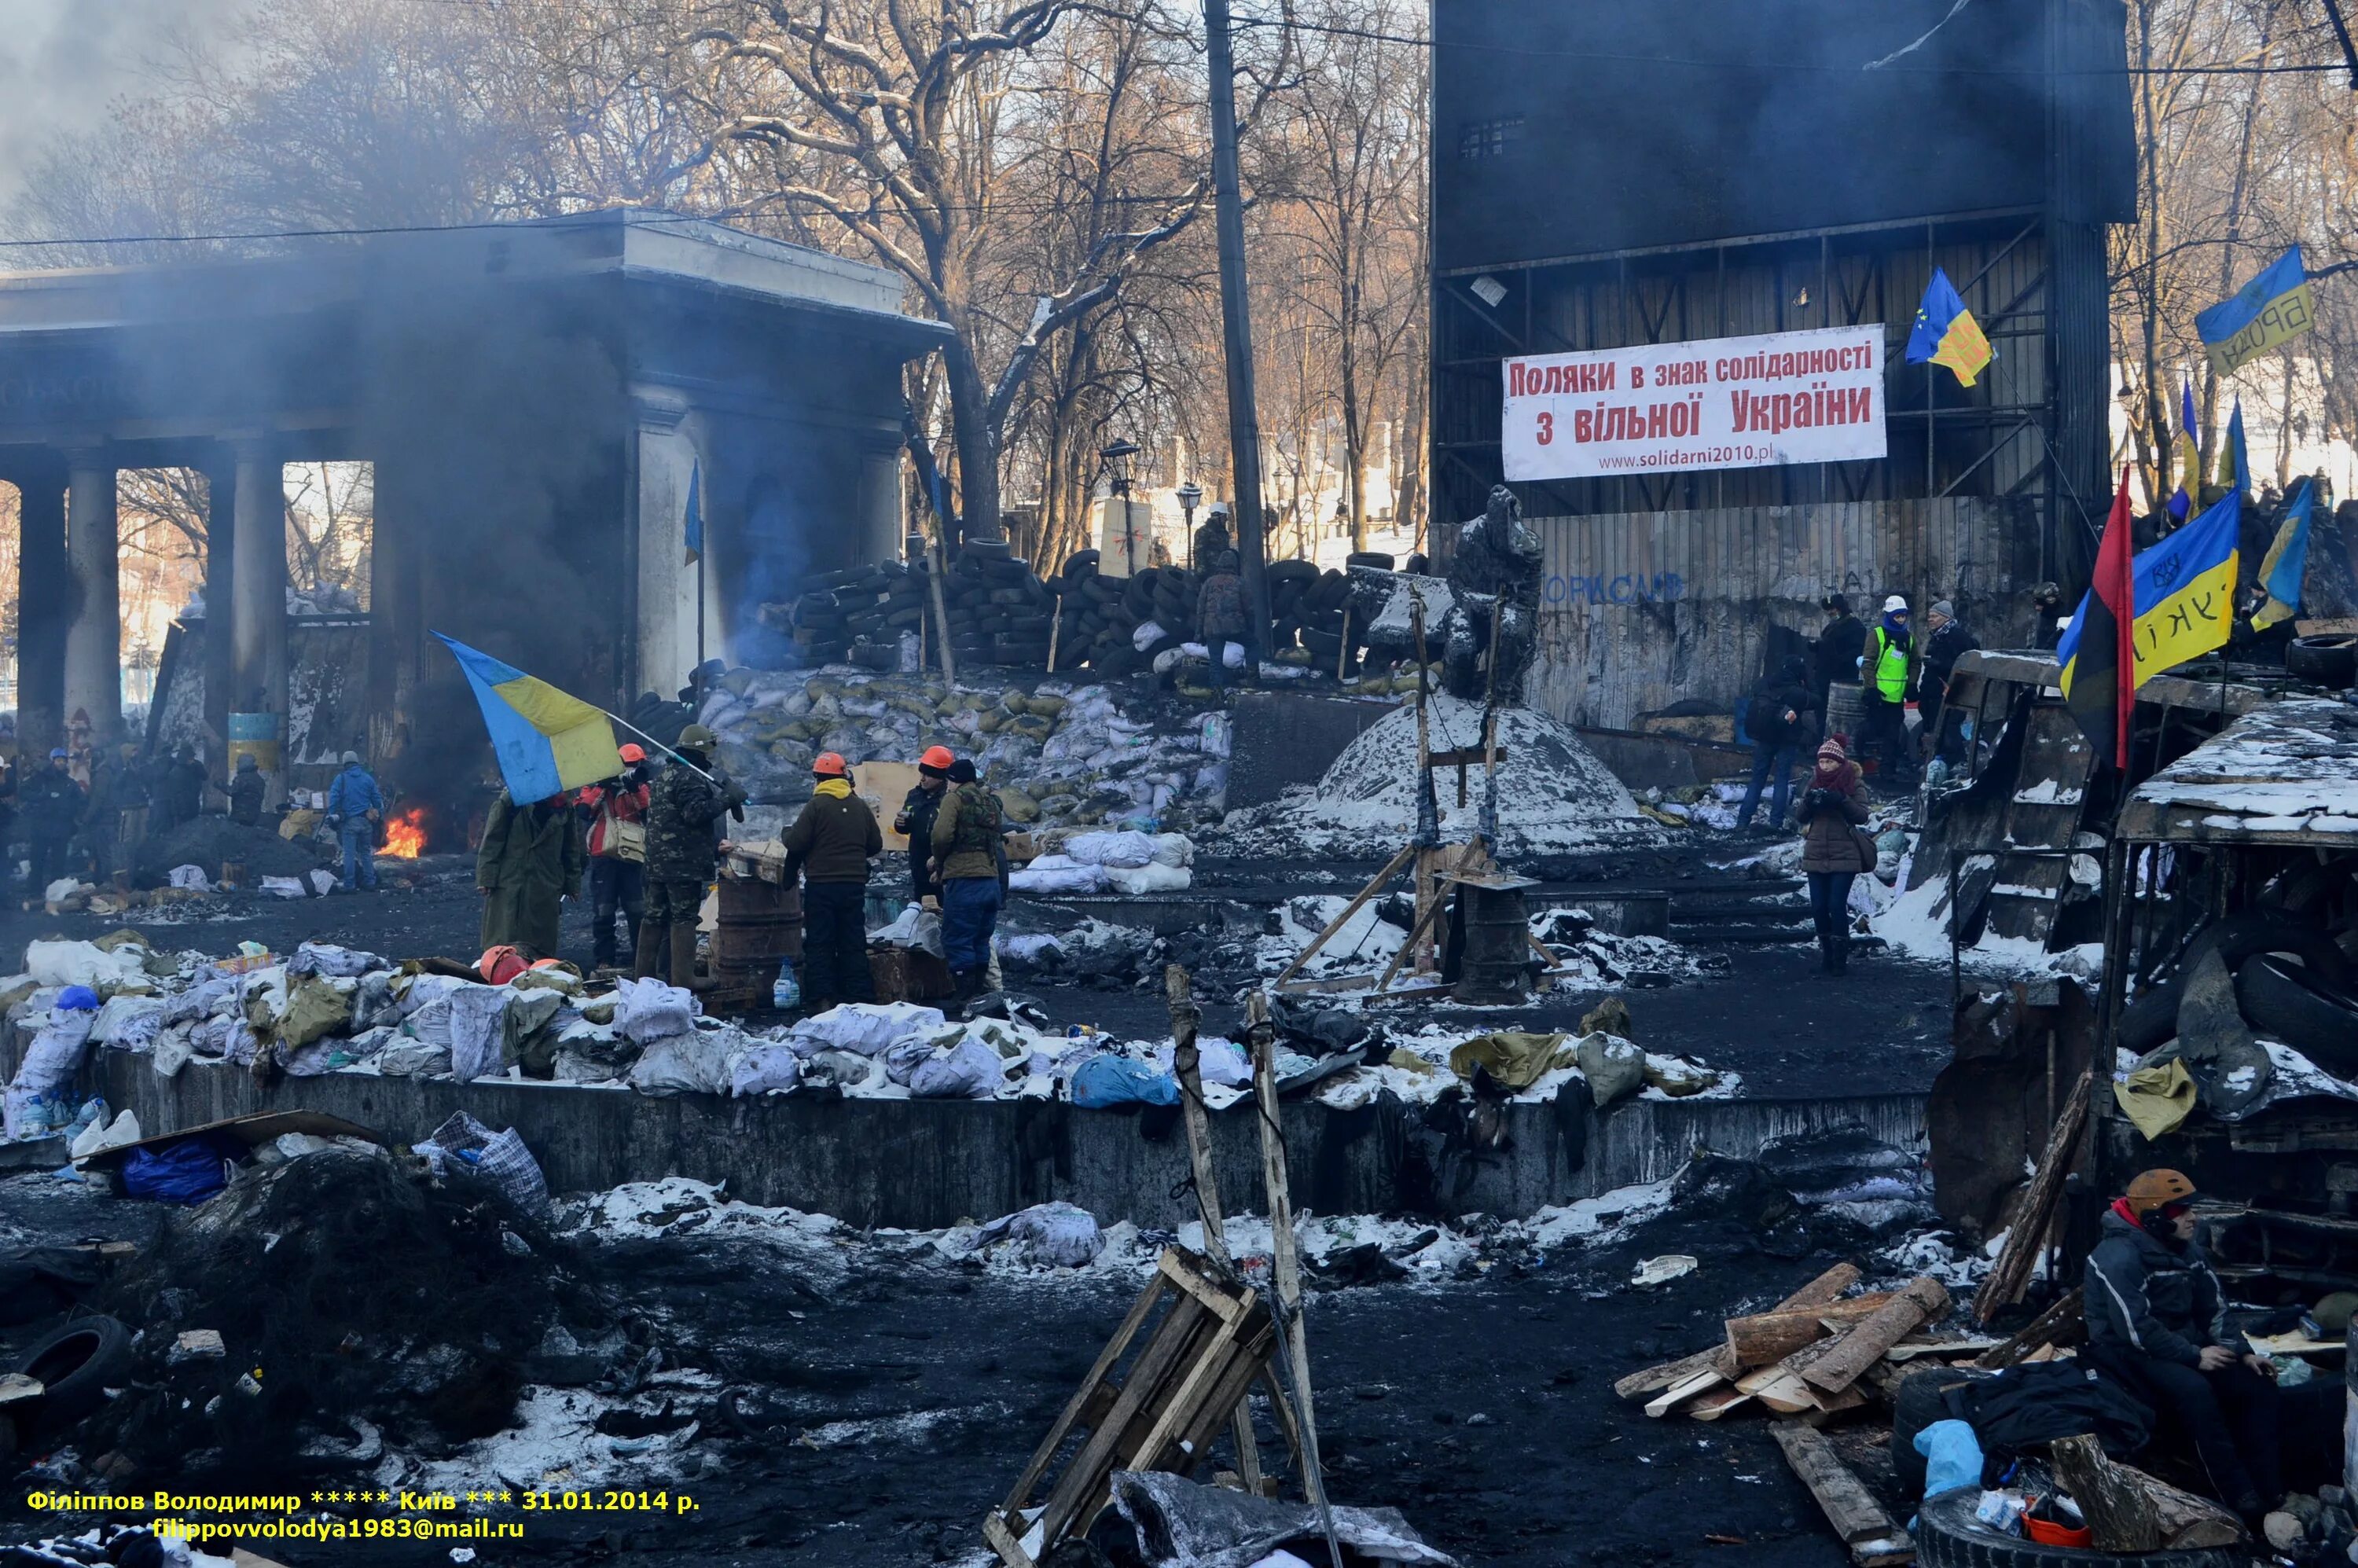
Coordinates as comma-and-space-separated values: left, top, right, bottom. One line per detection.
435, 633, 622, 803
2169, 380, 2198, 520
2252, 477, 2314, 632
1905, 267, 1992, 387
2197, 247, 2314, 377
2131, 490, 2240, 684
684, 462, 704, 566
2220, 398, 2250, 496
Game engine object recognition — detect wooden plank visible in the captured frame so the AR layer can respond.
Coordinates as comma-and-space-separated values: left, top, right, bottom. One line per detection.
1427, 745, 1511, 769
1739, 1366, 1823, 1414
1883, 1338, 2003, 1363
1033, 1291, 1214, 1539
1800, 1277, 1950, 1397
1776, 1262, 1864, 1309
997, 1272, 1170, 1517
1627, 1263, 1868, 1394
1724, 1294, 1897, 1369
1245, 990, 1338, 1526
1269, 843, 1417, 989
1768, 1421, 1912, 1555
1645, 1368, 1724, 1419
1686, 1388, 1754, 1422
1615, 1346, 1723, 1401
1978, 1069, 2092, 1323
982, 1512, 1040, 1568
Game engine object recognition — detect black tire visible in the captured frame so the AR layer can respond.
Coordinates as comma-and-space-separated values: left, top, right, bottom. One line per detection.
14, 1316, 132, 1427
1890, 1364, 1988, 1495
2115, 913, 2355, 1052
2286, 633, 2358, 689
2236, 955, 2358, 1076
1269, 559, 1320, 584
1345, 550, 1395, 570
1915, 1485, 2241, 1568
1301, 627, 1342, 660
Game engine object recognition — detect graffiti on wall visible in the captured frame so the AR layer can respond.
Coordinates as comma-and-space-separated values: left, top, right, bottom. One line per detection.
1544, 571, 1685, 606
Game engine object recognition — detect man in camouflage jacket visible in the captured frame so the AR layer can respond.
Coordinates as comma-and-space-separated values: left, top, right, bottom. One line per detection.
634, 725, 745, 986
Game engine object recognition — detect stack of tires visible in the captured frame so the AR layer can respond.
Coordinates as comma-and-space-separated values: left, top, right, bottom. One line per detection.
924, 540, 1058, 668
1049, 556, 1204, 675
1271, 555, 1385, 671
773, 561, 930, 671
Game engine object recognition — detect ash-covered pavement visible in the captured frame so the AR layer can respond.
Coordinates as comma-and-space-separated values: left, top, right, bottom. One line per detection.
0, 1156, 1919, 1568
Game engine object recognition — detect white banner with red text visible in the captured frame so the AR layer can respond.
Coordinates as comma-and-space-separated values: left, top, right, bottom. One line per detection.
1500, 324, 1888, 482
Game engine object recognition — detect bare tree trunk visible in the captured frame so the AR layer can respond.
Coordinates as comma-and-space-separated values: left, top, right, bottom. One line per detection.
2136, 0, 2171, 504
1398, 358, 1428, 551
2198, 4, 2275, 479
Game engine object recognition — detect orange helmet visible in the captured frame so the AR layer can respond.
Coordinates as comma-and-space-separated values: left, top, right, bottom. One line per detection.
619, 744, 646, 764
920, 745, 956, 774
813, 751, 848, 777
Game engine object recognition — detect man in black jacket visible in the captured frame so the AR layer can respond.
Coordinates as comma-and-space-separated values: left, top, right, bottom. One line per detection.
18, 748, 83, 904
1919, 600, 1980, 766
2083, 1169, 2281, 1522
1813, 594, 1868, 718
1736, 658, 1816, 830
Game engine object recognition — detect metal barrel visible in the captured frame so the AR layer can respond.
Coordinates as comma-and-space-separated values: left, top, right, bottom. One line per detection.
1824, 684, 1866, 748
1452, 883, 1532, 1006
710, 877, 803, 993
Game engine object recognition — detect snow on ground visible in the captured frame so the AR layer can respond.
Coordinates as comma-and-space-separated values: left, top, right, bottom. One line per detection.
1872, 869, 2103, 982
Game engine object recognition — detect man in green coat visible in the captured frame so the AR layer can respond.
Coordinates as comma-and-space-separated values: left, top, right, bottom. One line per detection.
477, 788, 587, 961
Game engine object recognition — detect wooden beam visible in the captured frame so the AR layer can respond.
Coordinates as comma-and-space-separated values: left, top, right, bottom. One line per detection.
2050, 1433, 2245, 1552
1245, 990, 1338, 1535
1615, 1346, 1724, 1401
1645, 1368, 1724, 1418
1427, 745, 1511, 769
1768, 1423, 1915, 1566
1724, 1294, 1897, 1370
1799, 1277, 1950, 1397
1974, 1287, 2085, 1370
1269, 842, 1417, 989
1978, 1068, 2093, 1324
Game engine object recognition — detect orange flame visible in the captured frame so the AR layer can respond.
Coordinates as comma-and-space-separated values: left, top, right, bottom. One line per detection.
380, 806, 428, 859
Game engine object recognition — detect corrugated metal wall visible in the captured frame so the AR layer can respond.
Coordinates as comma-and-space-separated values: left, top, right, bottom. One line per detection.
1528, 496, 2043, 730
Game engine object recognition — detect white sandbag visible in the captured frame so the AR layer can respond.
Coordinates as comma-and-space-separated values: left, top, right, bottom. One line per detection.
973, 1201, 1104, 1268
1177, 640, 1248, 669
446, 985, 512, 1081
791, 1001, 946, 1058
909, 1037, 1005, 1100
1131, 619, 1167, 652
5, 1007, 97, 1140
23, 939, 149, 995
43, 877, 86, 904
1104, 861, 1191, 894
259, 876, 309, 898
70, 1108, 140, 1162
612, 977, 700, 1044
1063, 830, 1159, 868
150, 1027, 193, 1079
392, 971, 472, 1019
1008, 855, 1107, 894
627, 1024, 744, 1096
1152, 1035, 1251, 1087
290, 942, 384, 978
1149, 832, 1195, 868
376, 1038, 453, 1078
871, 904, 946, 960
167, 865, 211, 890
729, 1043, 803, 1097
93, 994, 166, 1048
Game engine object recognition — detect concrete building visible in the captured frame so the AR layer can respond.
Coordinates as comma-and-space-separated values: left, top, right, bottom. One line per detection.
0, 211, 947, 780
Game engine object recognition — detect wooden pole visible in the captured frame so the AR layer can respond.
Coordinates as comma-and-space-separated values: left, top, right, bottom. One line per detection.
1379, 836, 1486, 994
1977, 1067, 2094, 1323
1165, 964, 1264, 1496
1271, 841, 1418, 988
1045, 587, 1062, 674
1203, 0, 1271, 642
1336, 604, 1351, 681
1244, 990, 1342, 1568
927, 537, 958, 685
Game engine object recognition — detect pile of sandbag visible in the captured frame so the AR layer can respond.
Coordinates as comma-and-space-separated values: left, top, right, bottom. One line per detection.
1009, 828, 1195, 895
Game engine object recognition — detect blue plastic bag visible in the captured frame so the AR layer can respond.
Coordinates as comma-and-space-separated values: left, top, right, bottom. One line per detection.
121, 1133, 244, 1205
1070, 1055, 1180, 1110
1915, 1419, 1985, 1499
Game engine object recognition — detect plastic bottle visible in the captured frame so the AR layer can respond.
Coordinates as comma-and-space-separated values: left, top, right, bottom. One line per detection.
773, 958, 801, 1012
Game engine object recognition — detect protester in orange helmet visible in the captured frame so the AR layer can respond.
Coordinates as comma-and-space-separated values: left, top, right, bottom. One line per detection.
893, 745, 957, 905
779, 751, 883, 1012
577, 743, 653, 973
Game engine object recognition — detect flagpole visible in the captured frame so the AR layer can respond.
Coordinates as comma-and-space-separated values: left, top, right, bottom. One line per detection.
605, 711, 720, 787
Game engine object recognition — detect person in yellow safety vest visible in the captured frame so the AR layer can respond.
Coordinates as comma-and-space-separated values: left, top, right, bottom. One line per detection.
1858, 594, 1915, 788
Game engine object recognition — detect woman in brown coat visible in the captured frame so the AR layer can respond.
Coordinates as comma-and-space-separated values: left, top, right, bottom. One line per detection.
1796, 737, 1871, 975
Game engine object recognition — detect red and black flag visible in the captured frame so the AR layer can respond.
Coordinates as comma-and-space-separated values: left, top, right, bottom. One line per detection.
2055, 471, 2137, 769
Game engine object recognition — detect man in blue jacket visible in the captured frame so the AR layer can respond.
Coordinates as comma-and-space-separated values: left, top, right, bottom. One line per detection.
325, 750, 387, 891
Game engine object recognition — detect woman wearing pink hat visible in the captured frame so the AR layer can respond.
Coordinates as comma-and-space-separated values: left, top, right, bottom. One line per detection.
1796, 737, 1871, 975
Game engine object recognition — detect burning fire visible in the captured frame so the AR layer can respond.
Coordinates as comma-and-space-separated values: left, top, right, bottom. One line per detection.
380, 806, 429, 859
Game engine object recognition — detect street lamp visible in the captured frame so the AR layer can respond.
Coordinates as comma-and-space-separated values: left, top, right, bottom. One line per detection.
1176, 480, 1203, 568
1100, 439, 1142, 574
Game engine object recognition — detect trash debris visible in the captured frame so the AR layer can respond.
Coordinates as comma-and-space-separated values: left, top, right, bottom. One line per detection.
1631, 1254, 1698, 1286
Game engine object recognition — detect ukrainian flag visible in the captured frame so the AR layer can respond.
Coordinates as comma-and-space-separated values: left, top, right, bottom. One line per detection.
2169, 380, 2198, 520
2197, 247, 2314, 377
2130, 490, 2241, 684
435, 632, 622, 802
2252, 477, 2314, 631
1905, 267, 1992, 387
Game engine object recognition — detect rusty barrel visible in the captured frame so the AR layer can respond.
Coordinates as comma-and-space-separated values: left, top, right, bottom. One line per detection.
710, 875, 803, 997
1824, 683, 1866, 751
1453, 883, 1531, 1006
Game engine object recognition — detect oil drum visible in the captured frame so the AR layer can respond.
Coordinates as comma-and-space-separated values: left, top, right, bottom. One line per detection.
710, 876, 803, 998
1452, 883, 1532, 1005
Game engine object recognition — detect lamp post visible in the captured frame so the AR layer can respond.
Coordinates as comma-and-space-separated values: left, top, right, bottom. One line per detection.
1100, 439, 1142, 575
1177, 480, 1203, 569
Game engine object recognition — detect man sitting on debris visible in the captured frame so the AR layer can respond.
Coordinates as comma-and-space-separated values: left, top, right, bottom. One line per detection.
780, 751, 882, 1013
931, 758, 1006, 1004
894, 746, 955, 906
636, 725, 744, 987
2084, 1168, 2283, 1526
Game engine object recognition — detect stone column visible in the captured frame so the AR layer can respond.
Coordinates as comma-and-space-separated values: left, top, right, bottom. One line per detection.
365, 455, 421, 766
11, 461, 70, 761
228, 444, 288, 782
198, 456, 238, 780
64, 453, 121, 738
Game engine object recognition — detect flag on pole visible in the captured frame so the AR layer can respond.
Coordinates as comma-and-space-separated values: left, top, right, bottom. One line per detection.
683, 462, 703, 566
435, 633, 621, 803
2130, 488, 2241, 684
2169, 380, 2198, 520
2219, 398, 2250, 497
2056, 471, 2138, 769
2250, 477, 2314, 631
2197, 246, 2314, 377
1904, 266, 1993, 387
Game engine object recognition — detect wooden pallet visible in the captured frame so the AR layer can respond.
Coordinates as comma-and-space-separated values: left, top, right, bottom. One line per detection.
982, 1247, 1299, 1568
